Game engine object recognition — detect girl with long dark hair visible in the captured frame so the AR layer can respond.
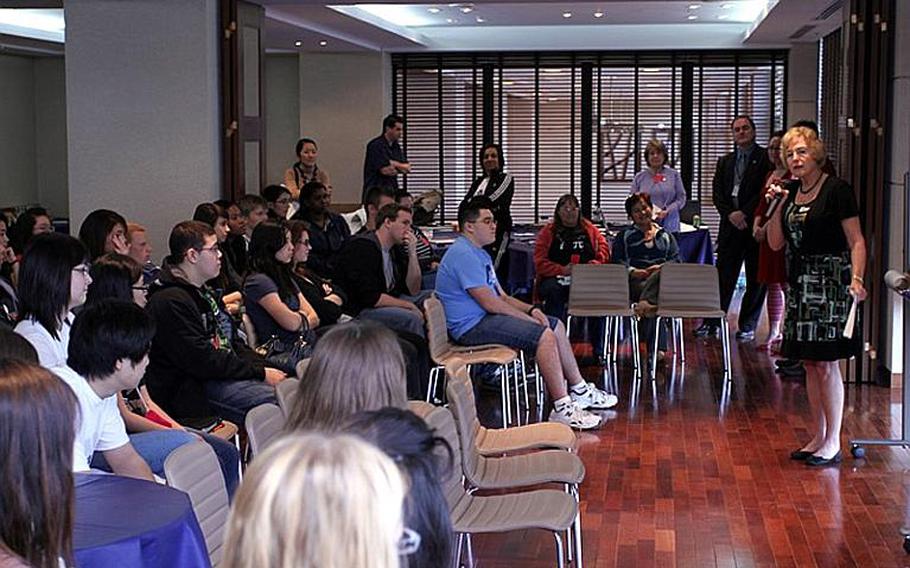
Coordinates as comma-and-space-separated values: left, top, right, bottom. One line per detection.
14, 233, 91, 367
463, 143, 515, 282
244, 222, 320, 370
194, 202, 243, 315
78, 209, 129, 261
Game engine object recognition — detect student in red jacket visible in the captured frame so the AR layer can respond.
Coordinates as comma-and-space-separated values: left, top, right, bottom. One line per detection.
534, 193, 610, 321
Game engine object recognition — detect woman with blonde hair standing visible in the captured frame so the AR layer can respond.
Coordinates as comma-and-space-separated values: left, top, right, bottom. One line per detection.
222, 433, 407, 568
766, 126, 867, 467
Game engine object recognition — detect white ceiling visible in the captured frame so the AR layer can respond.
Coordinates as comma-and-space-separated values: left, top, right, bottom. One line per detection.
260, 0, 845, 53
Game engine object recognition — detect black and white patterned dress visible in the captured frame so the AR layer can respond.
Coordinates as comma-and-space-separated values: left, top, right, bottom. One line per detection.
780, 176, 860, 361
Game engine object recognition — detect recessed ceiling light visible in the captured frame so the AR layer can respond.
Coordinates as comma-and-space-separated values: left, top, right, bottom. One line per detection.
688, 4, 700, 9
593, 11, 604, 18
717, 14, 729, 20
687, 14, 698, 20
427, 7, 440, 13
721, 3, 733, 8
319, 40, 327, 46
446, 17, 454, 23
562, 11, 572, 18
294, 40, 302, 47
460, 6, 473, 13
475, 16, 485, 23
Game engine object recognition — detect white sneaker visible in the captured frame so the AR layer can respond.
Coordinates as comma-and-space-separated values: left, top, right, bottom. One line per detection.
570, 382, 619, 410
549, 402, 602, 430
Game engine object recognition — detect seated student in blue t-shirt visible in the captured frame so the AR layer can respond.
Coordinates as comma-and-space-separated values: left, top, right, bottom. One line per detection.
435, 197, 618, 430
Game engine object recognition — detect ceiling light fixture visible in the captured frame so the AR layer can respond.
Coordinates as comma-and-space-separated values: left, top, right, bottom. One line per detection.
428, 7, 440, 13
594, 11, 604, 18
475, 16, 485, 23
688, 4, 700, 9
718, 14, 729, 20
562, 11, 572, 18
446, 17, 454, 23
294, 40, 302, 47
460, 6, 473, 13
721, 3, 733, 8
319, 40, 327, 46
687, 14, 698, 20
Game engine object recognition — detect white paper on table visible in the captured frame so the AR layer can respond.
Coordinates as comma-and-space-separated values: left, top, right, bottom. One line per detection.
842, 297, 857, 338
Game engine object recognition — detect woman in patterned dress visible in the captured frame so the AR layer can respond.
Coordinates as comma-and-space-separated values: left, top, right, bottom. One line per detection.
766, 126, 867, 467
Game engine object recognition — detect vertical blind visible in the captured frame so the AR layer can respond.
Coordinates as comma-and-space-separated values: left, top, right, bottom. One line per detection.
393, 51, 787, 239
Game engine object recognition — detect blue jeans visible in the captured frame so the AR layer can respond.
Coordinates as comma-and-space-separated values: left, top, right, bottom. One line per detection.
91, 430, 194, 476
358, 291, 433, 338
204, 379, 276, 425
457, 314, 559, 352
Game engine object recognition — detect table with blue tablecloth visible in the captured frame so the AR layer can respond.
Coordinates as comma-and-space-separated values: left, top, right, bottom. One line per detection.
427, 225, 713, 295
74, 473, 211, 568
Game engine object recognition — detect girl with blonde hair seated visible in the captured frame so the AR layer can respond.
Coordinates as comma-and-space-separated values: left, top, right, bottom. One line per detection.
222, 433, 407, 568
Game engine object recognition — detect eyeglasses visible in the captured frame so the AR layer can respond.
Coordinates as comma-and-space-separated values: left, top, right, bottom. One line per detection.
398, 527, 421, 556
72, 265, 91, 276
132, 285, 149, 292
474, 217, 496, 226
197, 245, 221, 255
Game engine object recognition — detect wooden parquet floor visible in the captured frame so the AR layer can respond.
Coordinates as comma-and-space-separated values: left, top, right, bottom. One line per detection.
472, 322, 910, 567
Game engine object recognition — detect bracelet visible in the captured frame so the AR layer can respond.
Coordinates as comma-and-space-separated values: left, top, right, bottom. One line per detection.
852, 275, 864, 284
526, 306, 538, 316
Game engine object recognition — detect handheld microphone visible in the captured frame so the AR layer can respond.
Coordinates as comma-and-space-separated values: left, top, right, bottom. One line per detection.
765, 179, 799, 219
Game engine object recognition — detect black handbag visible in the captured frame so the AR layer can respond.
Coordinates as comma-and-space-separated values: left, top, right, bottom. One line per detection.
256, 329, 315, 376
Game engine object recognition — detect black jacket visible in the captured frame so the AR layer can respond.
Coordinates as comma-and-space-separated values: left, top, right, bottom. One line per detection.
712, 144, 772, 225
144, 263, 266, 420
334, 232, 410, 315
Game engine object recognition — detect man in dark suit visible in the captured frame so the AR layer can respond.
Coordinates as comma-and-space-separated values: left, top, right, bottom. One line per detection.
694, 115, 772, 340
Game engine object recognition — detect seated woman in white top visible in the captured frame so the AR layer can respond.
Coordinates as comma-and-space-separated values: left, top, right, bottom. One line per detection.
14, 233, 91, 368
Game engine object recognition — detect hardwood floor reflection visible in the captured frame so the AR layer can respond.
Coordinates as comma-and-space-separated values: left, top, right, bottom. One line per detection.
472, 322, 910, 567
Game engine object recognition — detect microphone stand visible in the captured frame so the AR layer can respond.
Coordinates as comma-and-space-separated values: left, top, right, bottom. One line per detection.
845, 171, 910, 551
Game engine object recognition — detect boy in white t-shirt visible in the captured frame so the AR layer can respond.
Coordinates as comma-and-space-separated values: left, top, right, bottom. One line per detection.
51, 300, 155, 480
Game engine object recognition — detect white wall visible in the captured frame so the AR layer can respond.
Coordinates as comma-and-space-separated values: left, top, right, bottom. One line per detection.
0, 54, 68, 216
34, 57, 69, 217
786, 43, 818, 124
299, 51, 391, 205
265, 54, 299, 186
65, 0, 221, 261
0, 54, 38, 208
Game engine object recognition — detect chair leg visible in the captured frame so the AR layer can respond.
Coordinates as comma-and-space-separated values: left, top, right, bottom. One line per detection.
427, 367, 437, 403
612, 317, 620, 364
651, 317, 662, 382
677, 318, 686, 363
573, 509, 584, 568
566, 315, 573, 338
554, 532, 566, 568
720, 319, 732, 381
519, 358, 529, 415
453, 533, 464, 568
500, 364, 511, 428
630, 316, 641, 378
600, 317, 609, 362
233, 434, 243, 481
